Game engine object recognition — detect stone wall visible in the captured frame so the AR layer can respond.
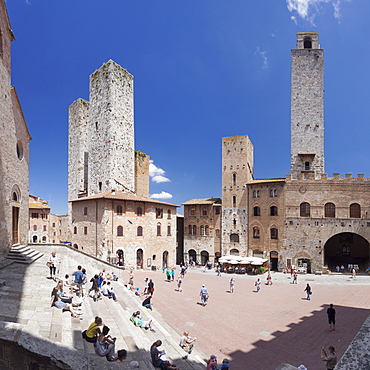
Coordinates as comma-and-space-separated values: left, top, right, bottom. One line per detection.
134, 150, 150, 198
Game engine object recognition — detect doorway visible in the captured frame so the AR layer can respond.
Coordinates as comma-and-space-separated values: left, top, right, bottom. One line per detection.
12, 207, 19, 244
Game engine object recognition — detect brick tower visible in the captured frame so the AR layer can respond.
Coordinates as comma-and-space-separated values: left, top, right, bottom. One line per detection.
221, 135, 254, 256
290, 32, 324, 179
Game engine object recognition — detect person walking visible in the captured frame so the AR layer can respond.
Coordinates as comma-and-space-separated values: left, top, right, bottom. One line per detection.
148, 279, 155, 296
266, 272, 272, 285
327, 304, 336, 331
304, 284, 312, 300
292, 272, 298, 284
47, 252, 58, 280
321, 346, 337, 370
255, 278, 261, 292
177, 277, 183, 292
216, 266, 221, 276
229, 278, 235, 293
200, 284, 209, 306
352, 268, 356, 279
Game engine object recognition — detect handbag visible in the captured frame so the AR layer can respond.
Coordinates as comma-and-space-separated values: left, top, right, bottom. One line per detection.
46, 262, 51, 268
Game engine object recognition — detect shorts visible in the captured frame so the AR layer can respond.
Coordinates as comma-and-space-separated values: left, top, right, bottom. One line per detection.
328, 317, 335, 325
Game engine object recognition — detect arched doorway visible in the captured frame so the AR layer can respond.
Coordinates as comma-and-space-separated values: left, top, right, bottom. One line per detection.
188, 249, 196, 263
162, 250, 168, 268
230, 249, 239, 256
324, 232, 370, 272
42, 236, 46, 243
253, 250, 263, 258
32, 235, 37, 243
270, 251, 278, 271
136, 249, 143, 269
200, 250, 209, 265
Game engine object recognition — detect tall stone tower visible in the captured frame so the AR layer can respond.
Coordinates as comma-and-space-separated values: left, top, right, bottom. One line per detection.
221, 135, 254, 256
290, 32, 324, 179
68, 60, 135, 201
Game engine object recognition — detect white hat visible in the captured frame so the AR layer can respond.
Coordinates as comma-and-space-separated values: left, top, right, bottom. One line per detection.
202, 284, 205, 287
129, 361, 139, 368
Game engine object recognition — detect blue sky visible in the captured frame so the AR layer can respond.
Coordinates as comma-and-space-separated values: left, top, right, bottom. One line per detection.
6, 0, 370, 215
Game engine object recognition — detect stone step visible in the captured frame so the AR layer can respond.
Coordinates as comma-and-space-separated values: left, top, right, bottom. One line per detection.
6, 244, 44, 265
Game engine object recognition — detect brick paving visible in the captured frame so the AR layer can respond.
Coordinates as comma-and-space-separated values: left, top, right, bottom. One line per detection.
131, 268, 370, 369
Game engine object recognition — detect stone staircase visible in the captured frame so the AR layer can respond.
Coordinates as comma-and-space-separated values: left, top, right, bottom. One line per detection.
6, 243, 44, 264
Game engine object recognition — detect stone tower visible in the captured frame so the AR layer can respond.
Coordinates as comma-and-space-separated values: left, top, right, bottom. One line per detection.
290, 32, 324, 179
68, 60, 135, 201
221, 135, 254, 256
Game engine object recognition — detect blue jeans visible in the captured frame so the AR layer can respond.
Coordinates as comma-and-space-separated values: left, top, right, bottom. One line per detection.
103, 291, 117, 301
144, 303, 153, 311
201, 294, 207, 305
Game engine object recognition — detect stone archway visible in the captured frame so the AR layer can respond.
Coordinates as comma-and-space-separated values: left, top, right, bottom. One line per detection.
136, 248, 143, 269
188, 249, 196, 263
324, 232, 370, 272
200, 250, 209, 265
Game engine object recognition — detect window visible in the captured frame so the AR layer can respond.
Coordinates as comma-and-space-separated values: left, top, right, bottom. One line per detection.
300, 202, 311, 217
270, 206, 278, 216
117, 225, 123, 236
253, 206, 261, 216
157, 223, 161, 236
342, 244, 350, 256
216, 229, 220, 237
33, 225, 37, 231
215, 207, 221, 215
270, 228, 278, 239
350, 203, 361, 218
12, 192, 18, 201
233, 196, 236, 206
43, 225, 47, 232
325, 203, 335, 218
74, 226, 77, 234
253, 190, 260, 199
188, 225, 192, 234
137, 226, 143, 236
84, 207, 88, 216
202, 207, 207, 216
137, 207, 143, 216
167, 225, 171, 236
304, 37, 312, 49
200, 225, 205, 235
233, 218, 237, 228
31, 213, 38, 219
253, 226, 260, 239
190, 207, 195, 216
305, 161, 310, 171
167, 209, 171, 219
52, 222, 56, 227
233, 173, 236, 185
117, 205, 123, 215
270, 188, 278, 197
84, 227, 88, 235
156, 208, 163, 219
205, 225, 209, 235
230, 234, 239, 243
99, 182, 102, 191
192, 225, 196, 235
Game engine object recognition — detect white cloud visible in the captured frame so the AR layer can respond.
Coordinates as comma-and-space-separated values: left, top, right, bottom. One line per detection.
255, 47, 268, 70
149, 160, 170, 183
291, 15, 298, 25
286, 0, 351, 23
150, 191, 173, 200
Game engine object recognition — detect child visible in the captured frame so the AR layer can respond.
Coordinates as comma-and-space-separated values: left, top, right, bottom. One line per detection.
177, 277, 183, 292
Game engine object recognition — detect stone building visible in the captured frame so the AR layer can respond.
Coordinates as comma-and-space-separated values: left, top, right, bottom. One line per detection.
28, 195, 68, 244
182, 198, 222, 264
68, 61, 177, 269
183, 32, 370, 273
0, 1, 31, 256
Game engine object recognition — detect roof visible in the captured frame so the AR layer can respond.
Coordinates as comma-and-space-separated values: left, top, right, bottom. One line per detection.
29, 203, 50, 210
70, 190, 179, 207
182, 198, 222, 206
248, 178, 286, 185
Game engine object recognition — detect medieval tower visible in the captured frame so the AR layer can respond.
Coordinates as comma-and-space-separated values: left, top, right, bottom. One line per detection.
290, 32, 324, 179
221, 135, 254, 256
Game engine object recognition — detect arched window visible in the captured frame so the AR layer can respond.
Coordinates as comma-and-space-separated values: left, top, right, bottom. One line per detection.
304, 37, 312, 49
33, 225, 37, 231
253, 226, 260, 239
192, 225, 196, 235
270, 228, 278, 239
233, 196, 236, 206
167, 209, 171, 219
325, 203, 335, 218
233, 173, 236, 185
270, 188, 277, 197
188, 225, 192, 235
200, 225, 205, 235
137, 206, 142, 216
117, 225, 123, 236
205, 225, 209, 235
117, 205, 122, 215
300, 202, 310, 217
12, 192, 18, 201
270, 206, 278, 216
253, 190, 260, 198
74, 226, 77, 234
216, 229, 220, 237
230, 248, 239, 255
350, 203, 361, 218
167, 224, 171, 236
253, 250, 263, 258
157, 223, 161, 236
137, 226, 143, 236
253, 206, 261, 216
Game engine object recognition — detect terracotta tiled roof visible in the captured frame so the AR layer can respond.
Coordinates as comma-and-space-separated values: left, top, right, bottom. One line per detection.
182, 198, 222, 206
70, 190, 179, 207
29, 203, 50, 209
248, 178, 286, 184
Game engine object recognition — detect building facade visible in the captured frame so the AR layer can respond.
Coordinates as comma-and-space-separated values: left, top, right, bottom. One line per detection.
68, 61, 177, 269
183, 32, 370, 273
0, 1, 31, 256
